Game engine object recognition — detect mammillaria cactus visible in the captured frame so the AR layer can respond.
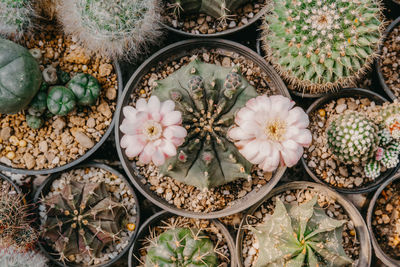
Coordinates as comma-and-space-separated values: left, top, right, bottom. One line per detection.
145, 228, 218, 267
250, 196, 353, 267
380, 102, 400, 140
42, 181, 127, 263
67, 73, 100, 106
57, 0, 162, 59
261, 0, 383, 93
0, 247, 48, 267
0, 0, 34, 38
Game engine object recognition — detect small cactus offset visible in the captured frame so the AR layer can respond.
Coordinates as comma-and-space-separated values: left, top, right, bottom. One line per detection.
0, 0, 34, 38
365, 159, 381, 179
261, 0, 383, 93
57, 0, 162, 59
42, 181, 127, 263
250, 196, 353, 267
378, 128, 393, 146
327, 111, 379, 164
380, 102, 400, 140
145, 228, 218, 267
0, 247, 48, 267
152, 59, 258, 189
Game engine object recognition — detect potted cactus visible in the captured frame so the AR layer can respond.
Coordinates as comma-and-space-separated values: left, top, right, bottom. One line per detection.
34, 162, 140, 266
237, 181, 371, 267
129, 211, 236, 267
0, 0, 35, 39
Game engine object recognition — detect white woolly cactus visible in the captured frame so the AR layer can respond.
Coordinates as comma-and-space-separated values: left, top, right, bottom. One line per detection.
0, 0, 35, 38
0, 247, 48, 267
262, 0, 384, 93
57, 0, 162, 59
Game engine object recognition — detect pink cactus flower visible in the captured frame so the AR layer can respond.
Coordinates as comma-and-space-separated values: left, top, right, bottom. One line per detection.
120, 96, 187, 166
228, 95, 312, 172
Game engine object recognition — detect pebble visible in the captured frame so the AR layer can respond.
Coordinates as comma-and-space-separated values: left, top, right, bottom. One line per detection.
222, 57, 231, 67
73, 131, 94, 149
98, 102, 112, 118
354, 178, 363, 187
23, 153, 35, 169
87, 118, 96, 128
0, 127, 11, 141
335, 104, 347, 113
39, 141, 48, 153
52, 117, 66, 131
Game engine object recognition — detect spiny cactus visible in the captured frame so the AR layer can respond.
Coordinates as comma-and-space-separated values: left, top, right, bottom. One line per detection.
152, 59, 257, 189
365, 159, 380, 179
57, 0, 162, 59
380, 102, 400, 140
250, 196, 353, 267
327, 111, 379, 164
42, 181, 127, 263
0, 247, 48, 267
261, 0, 383, 93
145, 228, 218, 267
0, 0, 34, 38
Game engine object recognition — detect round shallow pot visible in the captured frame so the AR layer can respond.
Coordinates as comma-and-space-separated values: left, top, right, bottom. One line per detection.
236, 181, 372, 267
115, 38, 289, 219
376, 16, 400, 101
367, 172, 400, 267
128, 210, 236, 267
383, 0, 400, 18
301, 88, 397, 194
34, 162, 140, 267
0, 62, 122, 176
0, 171, 21, 193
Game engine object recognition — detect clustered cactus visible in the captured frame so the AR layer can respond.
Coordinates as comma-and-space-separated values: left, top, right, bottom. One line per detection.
0, 0, 35, 38
145, 228, 218, 267
250, 196, 353, 267
41, 181, 127, 263
262, 0, 383, 93
0, 247, 48, 267
152, 59, 258, 189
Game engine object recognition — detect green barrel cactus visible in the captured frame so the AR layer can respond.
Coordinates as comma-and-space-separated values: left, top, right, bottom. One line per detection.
262, 0, 383, 93
380, 103, 400, 140
250, 196, 353, 267
0, 0, 34, 38
47, 86, 76, 116
42, 181, 127, 262
327, 111, 379, 164
0, 38, 42, 114
145, 228, 218, 267
152, 59, 257, 189
67, 73, 101, 106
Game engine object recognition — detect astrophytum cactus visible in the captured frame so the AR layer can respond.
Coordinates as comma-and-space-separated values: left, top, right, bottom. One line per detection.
262, 0, 383, 93
145, 228, 218, 267
42, 181, 127, 263
250, 196, 353, 267
0, 0, 34, 38
152, 59, 258, 189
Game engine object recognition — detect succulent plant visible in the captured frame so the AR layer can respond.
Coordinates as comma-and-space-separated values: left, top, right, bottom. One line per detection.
380, 102, 400, 140
57, 68, 71, 85
0, 38, 42, 114
145, 228, 218, 267
381, 149, 400, 169
250, 196, 353, 267
365, 159, 381, 179
67, 73, 100, 106
28, 91, 47, 117
152, 60, 257, 189
57, 0, 162, 59
378, 128, 393, 147
327, 111, 379, 164
0, 0, 34, 38
261, 0, 383, 93
42, 181, 127, 262
26, 115, 44, 129
47, 86, 76, 116
0, 247, 48, 267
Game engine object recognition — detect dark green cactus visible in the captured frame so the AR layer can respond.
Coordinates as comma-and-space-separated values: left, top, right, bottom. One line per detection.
152, 59, 257, 189
145, 228, 218, 267
28, 91, 47, 116
251, 196, 353, 267
47, 86, 76, 116
26, 114, 44, 129
57, 68, 71, 85
42, 181, 127, 262
67, 73, 101, 106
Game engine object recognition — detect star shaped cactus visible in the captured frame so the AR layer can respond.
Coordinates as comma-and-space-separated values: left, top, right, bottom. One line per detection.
251, 196, 353, 267
42, 181, 127, 263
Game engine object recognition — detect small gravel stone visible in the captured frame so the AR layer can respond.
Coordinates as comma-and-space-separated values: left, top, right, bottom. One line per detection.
73, 131, 94, 149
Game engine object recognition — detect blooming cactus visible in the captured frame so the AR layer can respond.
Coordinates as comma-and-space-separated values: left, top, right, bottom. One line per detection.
120, 96, 187, 166
228, 95, 312, 172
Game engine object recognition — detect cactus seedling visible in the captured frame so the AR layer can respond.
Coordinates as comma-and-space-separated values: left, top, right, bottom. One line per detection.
152, 59, 258, 189
0, 0, 34, 38
250, 196, 353, 267
47, 86, 76, 116
67, 73, 100, 106
28, 91, 47, 117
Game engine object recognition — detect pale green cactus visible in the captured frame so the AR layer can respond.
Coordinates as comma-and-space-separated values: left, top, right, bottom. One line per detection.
250, 196, 353, 267
0, 0, 34, 38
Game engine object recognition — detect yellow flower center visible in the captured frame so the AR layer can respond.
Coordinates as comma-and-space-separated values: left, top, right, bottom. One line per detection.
143, 121, 162, 141
265, 120, 287, 141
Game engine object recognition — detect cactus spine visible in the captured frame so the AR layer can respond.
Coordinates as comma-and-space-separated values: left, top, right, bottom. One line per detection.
0, 0, 34, 38
0, 247, 48, 267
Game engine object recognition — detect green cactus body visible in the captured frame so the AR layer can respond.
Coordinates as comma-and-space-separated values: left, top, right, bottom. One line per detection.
365, 159, 380, 179
57, 69, 71, 85
152, 60, 257, 189
145, 228, 218, 267
327, 111, 379, 164
28, 91, 47, 116
380, 103, 400, 140
381, 149, 400, 169
251, 196, 353, 267
378, 128, 393, 147
0, 0, 33, 38
67, 73, 101, 106
42, 181, 127, 261
47, 86, 76, 116
262, 0, 383, 93
26, 115, 44, 129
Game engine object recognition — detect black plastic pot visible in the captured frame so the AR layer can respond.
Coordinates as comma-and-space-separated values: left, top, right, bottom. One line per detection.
300, 88, 398, 194
0, 62, 123, 176
367, 172, 400, 267
383, 1, 400, 19
128, 210, 236, 267
236, 181, 372, 267
34, 162, 140, 267
115, 38, 289, 219
376, 16, 400, 101
0, 171, 21, 193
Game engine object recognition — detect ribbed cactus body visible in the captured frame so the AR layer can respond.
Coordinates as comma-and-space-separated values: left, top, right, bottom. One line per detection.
152, 60, 257, 189
145, 228, 218, 267
0, 0, 33, 38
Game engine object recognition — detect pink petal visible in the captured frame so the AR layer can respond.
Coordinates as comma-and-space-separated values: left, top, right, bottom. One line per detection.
250, 141, 272, 164
120, 119, 142, 135
139, 143, 156, 164
291, 129, 312, 147
170, 137, 185, 147
228, 126, 254, 141
160, 100, 175, 114
121, 135, 146, 157
136, 98, 148, 111
269, 95, 294, 120
260, 148, 280, 172
239, 139, 260, 162
148, 96, 161, 113
246, 95, 270, 113
152, 148, 166, 166
280, 140, 304, 167
122, 106, 137, 120
287, 107, 309, 128
162, 111, 182, 126
235, 107, 255, 125
164, 125, 187, 139
150, 112, 161, 122
234, 121, 260, 136
160, 140, 177, 157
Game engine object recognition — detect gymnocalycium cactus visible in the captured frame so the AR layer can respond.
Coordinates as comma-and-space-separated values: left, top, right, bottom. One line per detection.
47, 86, 76, 116
327, 111, 379, 164
0, 0, 34, 38
250, 196, 353, 267
57, 0, 162, 59
145, 228, 218, 267
152, 59, 258, 189
67, 73, 101, 106
42, 181, 127, 263
262, 0, 383, 93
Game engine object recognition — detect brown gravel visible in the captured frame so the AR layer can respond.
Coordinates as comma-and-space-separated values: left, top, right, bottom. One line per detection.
381, 24, 400, 98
